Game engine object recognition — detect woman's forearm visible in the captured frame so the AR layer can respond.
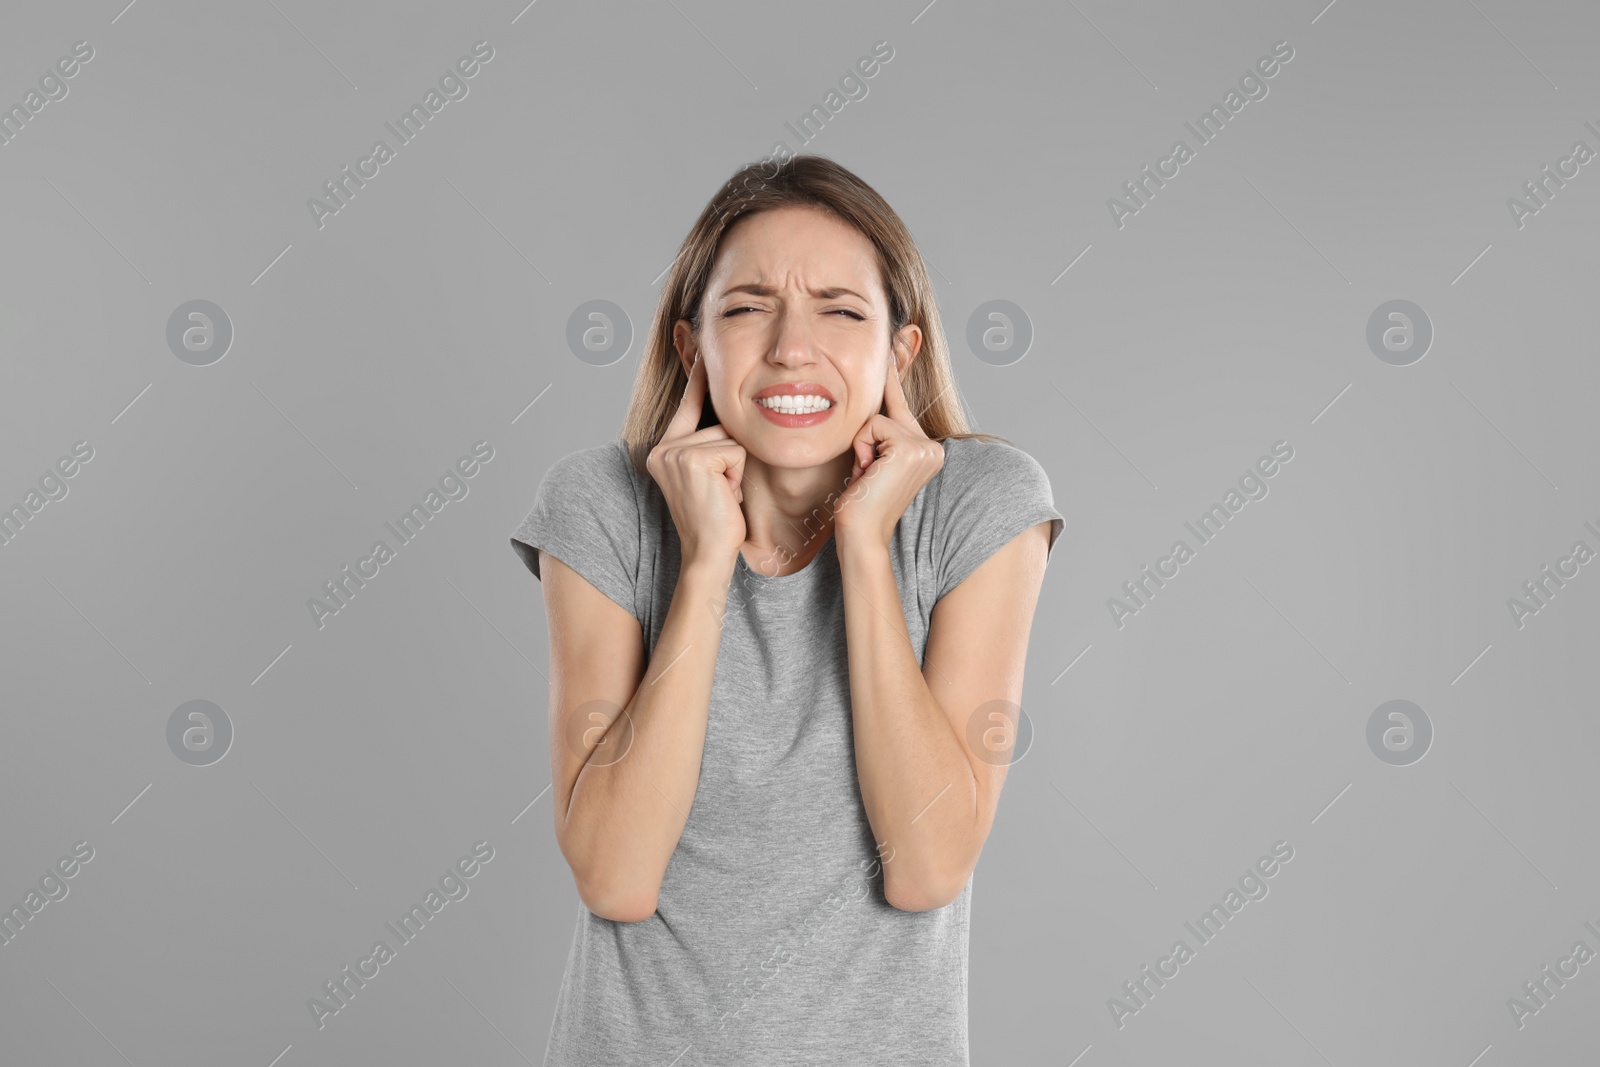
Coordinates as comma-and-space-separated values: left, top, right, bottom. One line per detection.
837, 540, 982, 912
559, 558, 733, 921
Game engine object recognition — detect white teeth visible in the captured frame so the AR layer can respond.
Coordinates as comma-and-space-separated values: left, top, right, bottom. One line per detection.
757, 395, 832, 413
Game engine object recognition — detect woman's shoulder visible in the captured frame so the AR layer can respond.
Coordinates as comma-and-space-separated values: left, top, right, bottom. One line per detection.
517, 439, 649, 538
509, 439, 650, 606
922, 434, 1065, 586
933, 434, 1053, 494
540, 438, 643, 496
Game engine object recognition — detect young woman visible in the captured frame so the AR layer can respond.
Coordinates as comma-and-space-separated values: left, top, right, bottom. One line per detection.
509, 154, 1064, 1065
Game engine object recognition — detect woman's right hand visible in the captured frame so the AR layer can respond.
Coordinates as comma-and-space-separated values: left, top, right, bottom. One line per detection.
646, 353, 747, 569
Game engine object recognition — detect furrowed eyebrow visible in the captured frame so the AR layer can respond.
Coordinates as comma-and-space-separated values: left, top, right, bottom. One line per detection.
720, 283, 871, 303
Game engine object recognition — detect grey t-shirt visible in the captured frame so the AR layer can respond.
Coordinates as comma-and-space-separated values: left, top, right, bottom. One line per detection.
509, 434, 1064, 1066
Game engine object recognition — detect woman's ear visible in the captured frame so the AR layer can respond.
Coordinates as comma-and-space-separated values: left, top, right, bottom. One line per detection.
672, 320, 697, 378
891, 323, 923, 376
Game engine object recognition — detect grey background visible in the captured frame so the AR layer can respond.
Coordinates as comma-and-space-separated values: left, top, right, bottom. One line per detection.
2, 0, 1596, 1064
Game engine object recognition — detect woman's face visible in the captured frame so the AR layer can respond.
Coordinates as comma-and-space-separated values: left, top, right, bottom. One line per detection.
674, 203, 921, 470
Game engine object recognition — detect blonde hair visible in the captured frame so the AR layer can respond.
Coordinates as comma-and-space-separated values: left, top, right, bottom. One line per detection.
618, 154, 1009, 475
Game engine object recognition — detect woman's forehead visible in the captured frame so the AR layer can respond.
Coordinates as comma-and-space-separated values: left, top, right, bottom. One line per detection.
711, 220, 882, 298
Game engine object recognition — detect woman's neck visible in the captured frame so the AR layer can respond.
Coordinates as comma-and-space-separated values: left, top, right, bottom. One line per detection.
737, 450, 855, 577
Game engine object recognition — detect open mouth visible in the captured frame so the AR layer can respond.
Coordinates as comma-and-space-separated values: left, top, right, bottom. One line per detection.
752, 386, 836, 426
754, 394, 833, 414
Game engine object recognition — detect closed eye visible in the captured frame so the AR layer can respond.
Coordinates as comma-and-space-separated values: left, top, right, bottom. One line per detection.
723, 306, 866, 320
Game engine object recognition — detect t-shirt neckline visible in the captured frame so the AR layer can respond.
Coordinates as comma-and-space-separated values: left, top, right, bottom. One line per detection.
735, 530, 837, 585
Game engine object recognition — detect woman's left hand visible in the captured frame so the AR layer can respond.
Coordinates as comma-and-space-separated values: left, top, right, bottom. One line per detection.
833, 347, 945, 553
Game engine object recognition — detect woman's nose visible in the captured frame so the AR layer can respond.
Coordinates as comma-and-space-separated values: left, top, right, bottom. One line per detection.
768, 310, 817, 365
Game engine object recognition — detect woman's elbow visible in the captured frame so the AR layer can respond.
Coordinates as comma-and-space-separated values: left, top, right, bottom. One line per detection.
558, 825, 662, 922
884, 868, 967, 913
575, 873, 659, 923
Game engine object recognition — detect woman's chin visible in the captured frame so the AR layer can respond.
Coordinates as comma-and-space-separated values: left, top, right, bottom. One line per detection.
737, 431, 847, 471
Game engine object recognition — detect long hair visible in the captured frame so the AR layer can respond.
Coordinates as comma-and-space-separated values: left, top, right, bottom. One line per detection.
618, 154, 1009, 475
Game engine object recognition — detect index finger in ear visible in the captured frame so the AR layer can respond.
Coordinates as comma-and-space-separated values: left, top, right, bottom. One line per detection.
664, 354, 706, 440
882, 344, 914, 424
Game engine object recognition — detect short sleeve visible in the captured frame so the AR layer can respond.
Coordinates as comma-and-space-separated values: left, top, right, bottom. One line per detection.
508, 441, 642, 620
931, 438, 1065, 602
